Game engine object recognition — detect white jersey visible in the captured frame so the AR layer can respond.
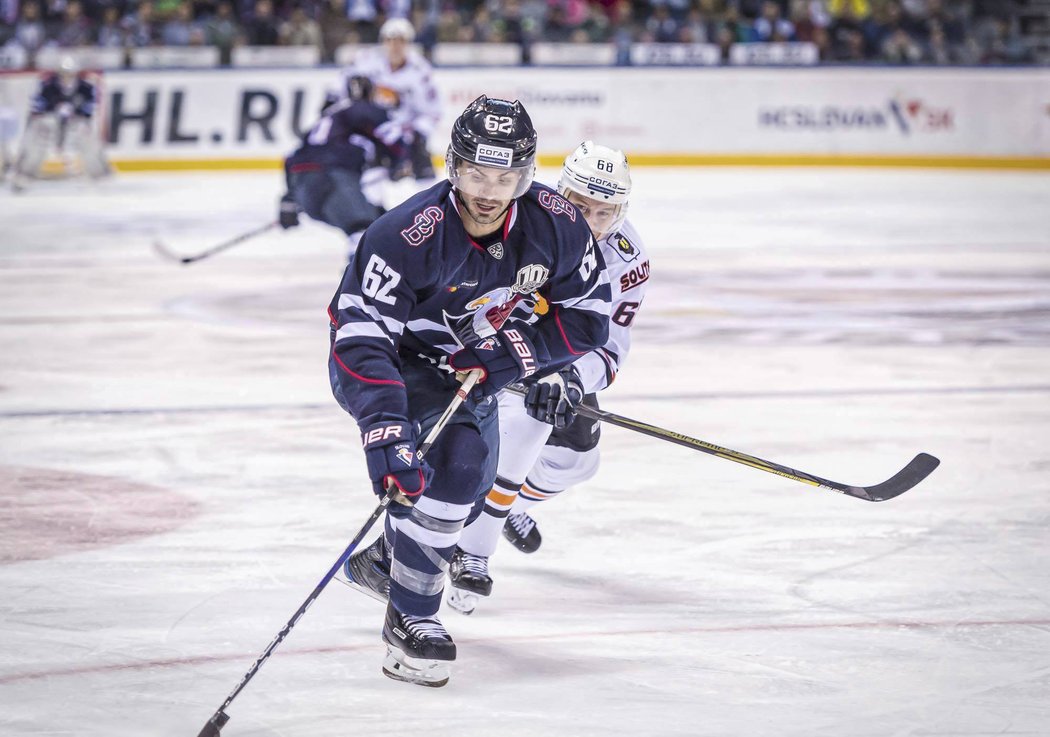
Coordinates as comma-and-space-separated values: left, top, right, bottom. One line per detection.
344, 49, 441, 139
573, 218, 650, 394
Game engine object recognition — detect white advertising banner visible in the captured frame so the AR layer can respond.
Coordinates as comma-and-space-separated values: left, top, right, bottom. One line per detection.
95, 67, 1050, 165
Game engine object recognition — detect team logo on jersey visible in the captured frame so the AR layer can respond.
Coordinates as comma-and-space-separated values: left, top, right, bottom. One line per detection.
513, 264, 549, 294
401, 206, 444, 246
475, 337, 498, 351
487, 242, 504, 260
613, 233, 640, 263
475, 144, 513, 168
395, 445, 415, 467
537, 191, 577, 222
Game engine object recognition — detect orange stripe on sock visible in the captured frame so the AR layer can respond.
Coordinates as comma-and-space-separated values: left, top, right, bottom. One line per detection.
486, 488, 518, 507
519, 483, 550, 501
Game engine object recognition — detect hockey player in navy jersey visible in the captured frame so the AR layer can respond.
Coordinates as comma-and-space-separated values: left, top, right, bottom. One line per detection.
279, 75, 413, 256
447, 142, 651, 615
329, 96, 612, 686
10, 56, 110, 192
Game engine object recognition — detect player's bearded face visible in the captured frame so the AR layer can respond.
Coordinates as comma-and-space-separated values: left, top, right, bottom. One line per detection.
454, 164, 525, 226
564, 191, 623, 239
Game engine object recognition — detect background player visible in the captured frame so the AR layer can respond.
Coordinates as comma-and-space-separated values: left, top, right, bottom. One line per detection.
10, 56, 110, 192
448, 141, 650, 615
278, 74, 413, 258
341, 17, 440, 184
329, 98, 612, 686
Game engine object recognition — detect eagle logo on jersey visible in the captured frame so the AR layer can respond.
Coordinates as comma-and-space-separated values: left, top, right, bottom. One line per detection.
446, 285, 542, 347
613, 233, 640, 263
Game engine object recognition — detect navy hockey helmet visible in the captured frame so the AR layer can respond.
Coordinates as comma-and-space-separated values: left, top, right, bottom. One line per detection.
345, 74, 374, 103
446, 96, 537, 200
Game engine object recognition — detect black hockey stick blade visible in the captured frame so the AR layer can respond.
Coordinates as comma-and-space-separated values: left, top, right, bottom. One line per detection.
153, 221, 278, 265
196, 710, 229, 737
831, 452, 940, 502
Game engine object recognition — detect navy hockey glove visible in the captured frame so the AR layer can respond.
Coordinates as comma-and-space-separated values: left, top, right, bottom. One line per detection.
361, 420, 434, 517
278, 194, 300, 229
523, 365, 585, 429
449, 327, 542, 397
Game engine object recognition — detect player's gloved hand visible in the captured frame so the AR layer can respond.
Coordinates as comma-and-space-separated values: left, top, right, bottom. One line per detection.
278, 194, 300, 229
375, 120, 414, 146
449, 327, 544, 398
361, 420, 433, 518
523, 365, 585, 429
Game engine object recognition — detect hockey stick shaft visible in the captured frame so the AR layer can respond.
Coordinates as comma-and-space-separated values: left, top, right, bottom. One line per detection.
505, 386, 938, 503
155, 221, 279, 265
196, 370, 482, 737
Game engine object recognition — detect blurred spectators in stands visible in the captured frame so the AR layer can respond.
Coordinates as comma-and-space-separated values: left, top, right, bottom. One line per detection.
0, 0, 1040, 68
280, 3, 320, 45
319, 0, 355, 61
161, 1, 204, 45
243, 0, 278, 45
204, 1, 240, 64
11, 2, 48, 66
96, 6, 125, 47
123, 1, 159, 47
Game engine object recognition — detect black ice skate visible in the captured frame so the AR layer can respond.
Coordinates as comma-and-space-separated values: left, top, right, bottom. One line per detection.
446, 547, 492, 615
503, 511, 542, 553
341, 535, 391, 603
382, 602, 456, 687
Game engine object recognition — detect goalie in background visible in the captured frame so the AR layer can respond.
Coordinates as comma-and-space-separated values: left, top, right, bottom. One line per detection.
10, 56, 111, 193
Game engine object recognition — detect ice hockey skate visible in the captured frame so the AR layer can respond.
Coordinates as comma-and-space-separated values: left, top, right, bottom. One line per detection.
447, 547, 492, 615
503, 511, 542, 553
381, 602, 456, 687
341, 535, 391, 603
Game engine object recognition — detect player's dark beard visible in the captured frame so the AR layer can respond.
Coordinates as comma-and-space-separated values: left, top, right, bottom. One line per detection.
454, 190, 509, 236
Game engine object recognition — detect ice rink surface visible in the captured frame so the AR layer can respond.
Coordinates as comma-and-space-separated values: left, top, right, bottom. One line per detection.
2, 167, 1049, 737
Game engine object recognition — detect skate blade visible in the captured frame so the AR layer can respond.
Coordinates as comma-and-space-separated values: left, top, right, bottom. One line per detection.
382, 647, 450, 687
446, 587, 480, 615
335, 572, 388, 604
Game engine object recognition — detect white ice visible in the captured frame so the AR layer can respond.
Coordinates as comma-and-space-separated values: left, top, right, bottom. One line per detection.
1, 167, 1049, 737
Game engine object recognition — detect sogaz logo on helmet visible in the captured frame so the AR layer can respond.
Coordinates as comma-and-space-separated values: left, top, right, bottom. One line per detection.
586, 176, 618, 197
475, 144, 514, 168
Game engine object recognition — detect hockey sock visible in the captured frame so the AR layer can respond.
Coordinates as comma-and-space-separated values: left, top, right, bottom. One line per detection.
510, 479, 564, 514
457, 475, 522, 558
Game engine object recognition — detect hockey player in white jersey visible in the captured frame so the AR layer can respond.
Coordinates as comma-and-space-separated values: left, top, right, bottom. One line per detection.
342, 17, 440, 183
448, 141, 651, 615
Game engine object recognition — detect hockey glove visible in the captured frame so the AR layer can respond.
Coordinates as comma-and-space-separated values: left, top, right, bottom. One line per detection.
278, 194, 300, 229
449, 327, 542, 398
523, 365, 585, 429
361, 420, 434, 518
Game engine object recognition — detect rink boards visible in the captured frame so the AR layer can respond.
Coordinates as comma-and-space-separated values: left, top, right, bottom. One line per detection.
2, 66, 1048, 170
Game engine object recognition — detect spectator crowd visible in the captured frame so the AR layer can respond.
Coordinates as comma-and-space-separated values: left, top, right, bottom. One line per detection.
0, 0, 1037, 67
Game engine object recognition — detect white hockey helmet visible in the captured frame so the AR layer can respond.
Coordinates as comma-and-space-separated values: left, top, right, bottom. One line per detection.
379, 17, 415, 42
558, 141, 632, 237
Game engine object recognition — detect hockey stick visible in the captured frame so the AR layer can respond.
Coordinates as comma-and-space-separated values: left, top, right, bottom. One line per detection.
505, 386, 938, 502
153, 221, 278, 265
195, 369, 483, 737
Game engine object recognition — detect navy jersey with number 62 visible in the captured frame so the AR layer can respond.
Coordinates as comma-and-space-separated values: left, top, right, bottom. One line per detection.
328, 180, 612, 428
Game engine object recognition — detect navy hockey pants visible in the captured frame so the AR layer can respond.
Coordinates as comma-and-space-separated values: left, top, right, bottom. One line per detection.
289, 166, 381, 236
330, 355, 499, 616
